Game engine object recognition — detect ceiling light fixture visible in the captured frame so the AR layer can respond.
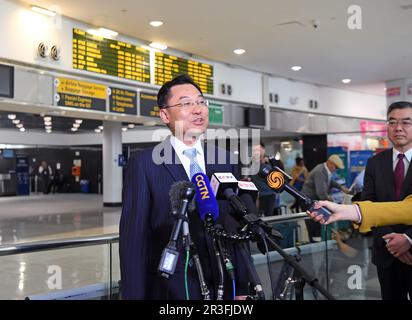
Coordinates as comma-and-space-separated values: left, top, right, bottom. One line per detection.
342, 78, 351, 84
45, 126, 52, 130
8, 114, 16, 120
149, 42, 168, 50
44, 116, 52, 122
75, 119, 83, 124
46, 129, 52, 133
291, 66, 302, 71
233, 49, 246, 55
44, 121, 52, 126
12, 119, 20, 124
94, 129, 101, 133
73, 123, 80, 128
149, 21, 164, 27
128, 123, 135, 129
98, 125, 104, 130
16, 124, 23, 128
31, 5, 56, 17
122, 127, 128, 132
19, 127, 25, 132
71, 127, 78, 132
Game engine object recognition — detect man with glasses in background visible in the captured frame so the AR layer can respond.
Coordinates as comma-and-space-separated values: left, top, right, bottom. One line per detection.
120, 74, 249, 300
362, 101, 412, 300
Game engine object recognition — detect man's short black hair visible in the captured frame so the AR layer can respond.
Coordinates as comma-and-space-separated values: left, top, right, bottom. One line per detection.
295, 157, 303, 165
387, 101, 412, 116
157, 74, 203, 108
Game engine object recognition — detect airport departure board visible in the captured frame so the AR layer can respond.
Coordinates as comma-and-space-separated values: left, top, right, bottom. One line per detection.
155, 52, 214, 94
72, 28, 150, 83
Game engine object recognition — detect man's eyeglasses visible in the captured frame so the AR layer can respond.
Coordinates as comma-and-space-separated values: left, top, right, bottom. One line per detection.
163, 98, 209, 109
387, 119, 412, 128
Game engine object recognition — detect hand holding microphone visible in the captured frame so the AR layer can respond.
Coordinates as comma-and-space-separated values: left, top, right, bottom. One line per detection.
259, 165, 332, 222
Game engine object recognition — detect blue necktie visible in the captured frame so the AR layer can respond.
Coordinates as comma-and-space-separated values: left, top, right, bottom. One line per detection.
183, 148, 203, 179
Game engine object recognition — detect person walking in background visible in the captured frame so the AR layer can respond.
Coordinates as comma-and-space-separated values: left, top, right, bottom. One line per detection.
290, 156, 308, 212
38, 160, 53, 194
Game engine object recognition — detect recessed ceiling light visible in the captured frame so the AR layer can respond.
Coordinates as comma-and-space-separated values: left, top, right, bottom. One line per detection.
342, 78, 351, 84
233, 49, 246, 55
44, 116, 52, 122
149, 21, 164, 27
45, 126, 52, 130
75, 119, 83, 124
94, 129, 101, 133
128, 123, 135, 129
149, 42, 168, 50
73, 123, 80, 128
122, 127, 128, 132
19, 127, 25, 132
291, 66, 302, 71
98, 126, 104, 130
71, 127, 78, 132
44, 121, 52, 126
46, 129, 52, 133
31, 5, 56, 17
12, 119, 20, 124
8, 114, 16, 120
16, 124, 23, 128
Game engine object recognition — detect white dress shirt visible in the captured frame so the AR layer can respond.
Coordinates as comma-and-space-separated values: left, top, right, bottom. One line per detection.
392, 148, 412, 178
170, 135, 206, 179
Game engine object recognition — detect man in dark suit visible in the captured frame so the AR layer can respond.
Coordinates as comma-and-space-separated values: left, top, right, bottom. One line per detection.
362, 101, 412, 300
119, 74, 250, 299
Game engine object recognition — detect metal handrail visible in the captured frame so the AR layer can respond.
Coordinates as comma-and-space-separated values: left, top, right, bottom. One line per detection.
0, 233, 119, 256
0, 212, 310, 257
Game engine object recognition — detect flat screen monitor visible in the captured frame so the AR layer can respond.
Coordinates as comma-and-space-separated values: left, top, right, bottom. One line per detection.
245, 108, 265, 128
0, 64, 14, 98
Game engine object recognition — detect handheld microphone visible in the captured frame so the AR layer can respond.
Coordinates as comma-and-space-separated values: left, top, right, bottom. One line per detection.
191, 172, 219, 223
259, 165, 332, 221
158, 181, 195, 278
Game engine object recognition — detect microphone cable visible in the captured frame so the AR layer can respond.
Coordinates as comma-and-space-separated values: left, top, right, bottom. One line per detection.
212, 237, 225, 300
184, 248, 190, 300
217, 237, 236, 300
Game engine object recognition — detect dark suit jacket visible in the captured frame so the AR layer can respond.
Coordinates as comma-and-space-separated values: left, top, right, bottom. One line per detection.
119, 137, 250, 299
362, 148, 412, 268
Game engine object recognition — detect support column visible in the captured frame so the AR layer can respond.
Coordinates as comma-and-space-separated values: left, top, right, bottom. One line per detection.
262, 74, 271, 131
103, 121, 122, 207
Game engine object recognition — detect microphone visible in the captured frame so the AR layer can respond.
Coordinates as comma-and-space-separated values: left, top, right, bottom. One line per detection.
191, 172, 219, 223
158, 181, 195, 278
259, 165, 332, 221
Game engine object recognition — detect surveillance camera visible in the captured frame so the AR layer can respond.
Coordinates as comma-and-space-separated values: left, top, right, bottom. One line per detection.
311, 20, 320, 29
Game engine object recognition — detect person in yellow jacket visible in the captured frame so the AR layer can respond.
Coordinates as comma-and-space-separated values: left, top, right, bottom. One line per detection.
307, 195, 412, 265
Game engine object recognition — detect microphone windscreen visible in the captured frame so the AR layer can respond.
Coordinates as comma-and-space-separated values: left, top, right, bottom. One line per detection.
191, 172, 219, 221
169, 181, 195, 214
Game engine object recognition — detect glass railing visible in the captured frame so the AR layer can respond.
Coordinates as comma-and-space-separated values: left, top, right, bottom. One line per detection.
0, 234, 120, 300
0, 213, 380, 300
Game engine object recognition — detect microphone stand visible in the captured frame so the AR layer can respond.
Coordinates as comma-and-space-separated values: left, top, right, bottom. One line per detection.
261, 232, 335, 300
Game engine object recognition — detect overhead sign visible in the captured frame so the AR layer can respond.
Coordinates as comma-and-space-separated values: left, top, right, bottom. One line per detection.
72, 28, 150, 83
54, 77, 107, 111
109, 87, 137, 115
155, 52, 214, 94
208, 103, 224, 125
139, 92, 160, 117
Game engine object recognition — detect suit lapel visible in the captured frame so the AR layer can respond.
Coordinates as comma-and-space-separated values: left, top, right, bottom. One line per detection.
160, 136, 189, 182
400, 156, 412, 199
383, 149, 396, 200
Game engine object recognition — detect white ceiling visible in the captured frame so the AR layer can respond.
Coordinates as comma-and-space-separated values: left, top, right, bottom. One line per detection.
18, 0, 412, 96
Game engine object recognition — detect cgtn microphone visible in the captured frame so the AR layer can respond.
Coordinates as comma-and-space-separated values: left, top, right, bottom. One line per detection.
191, 172, 219, 224
158, 181, 195, 278
259, 165, 332, 221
